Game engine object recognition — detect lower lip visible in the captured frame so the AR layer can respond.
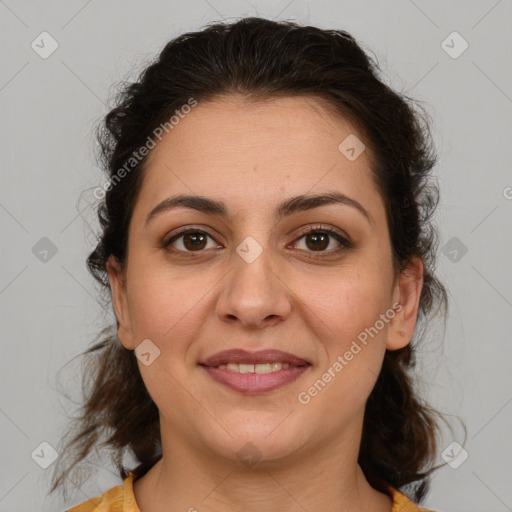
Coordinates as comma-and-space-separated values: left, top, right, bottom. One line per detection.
200, 365, 310, 393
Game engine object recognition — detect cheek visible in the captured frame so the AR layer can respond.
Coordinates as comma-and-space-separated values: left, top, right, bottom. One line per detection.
295, 269, 390, 393
126, 266, 211, 343
297, 266, 390, 341
125, 269, 211, 421
296, 275, 389, 419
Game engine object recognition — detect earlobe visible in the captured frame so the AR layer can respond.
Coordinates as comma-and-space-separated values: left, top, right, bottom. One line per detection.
386, 257, 424, 351
106, 255, 135, 350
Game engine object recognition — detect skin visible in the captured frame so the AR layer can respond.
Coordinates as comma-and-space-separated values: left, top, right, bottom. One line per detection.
107, 95, 423, 512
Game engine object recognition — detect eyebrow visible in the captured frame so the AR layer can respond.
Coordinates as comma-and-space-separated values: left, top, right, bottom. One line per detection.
145, 192, 374, 228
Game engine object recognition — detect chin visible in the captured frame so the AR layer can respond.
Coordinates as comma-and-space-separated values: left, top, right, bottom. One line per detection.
202, 416, 308, 467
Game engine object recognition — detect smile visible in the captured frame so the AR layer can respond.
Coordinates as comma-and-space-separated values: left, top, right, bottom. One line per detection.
200, 363, 310, 393
216, 362, 293, 373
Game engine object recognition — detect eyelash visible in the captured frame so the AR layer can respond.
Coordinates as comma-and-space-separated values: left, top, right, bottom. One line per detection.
162, 224, 353, 259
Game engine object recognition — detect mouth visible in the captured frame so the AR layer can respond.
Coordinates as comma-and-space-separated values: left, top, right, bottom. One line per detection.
198, 348, 311, 393
212, 361, 300, 373
199, 348, 310, 367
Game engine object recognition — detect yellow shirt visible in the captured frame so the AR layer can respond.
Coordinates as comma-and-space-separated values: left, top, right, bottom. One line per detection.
67, 472, 436, 511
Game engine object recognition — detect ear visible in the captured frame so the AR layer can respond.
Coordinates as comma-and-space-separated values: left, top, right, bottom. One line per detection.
386, 256, 424, 351
106, 254, 136, 350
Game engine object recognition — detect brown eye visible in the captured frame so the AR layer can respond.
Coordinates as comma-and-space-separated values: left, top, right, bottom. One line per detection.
304, 232, 330, 251
165, 230, 218, 252
182, 232, 208, 251
292, 226, 352, 256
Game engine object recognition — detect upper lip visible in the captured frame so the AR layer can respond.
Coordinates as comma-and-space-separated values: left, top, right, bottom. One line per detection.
200, 349, 310, 367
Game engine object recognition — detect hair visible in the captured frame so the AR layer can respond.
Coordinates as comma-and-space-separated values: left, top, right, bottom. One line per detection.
51, 17, 454, 503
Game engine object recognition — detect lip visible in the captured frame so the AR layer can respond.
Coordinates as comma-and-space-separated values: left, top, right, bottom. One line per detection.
201, 365, 310, 393
198, 349, 311, 394
199, 349, 310, 367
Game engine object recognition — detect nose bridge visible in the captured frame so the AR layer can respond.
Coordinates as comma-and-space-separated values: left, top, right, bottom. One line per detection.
216, 235, 291, 328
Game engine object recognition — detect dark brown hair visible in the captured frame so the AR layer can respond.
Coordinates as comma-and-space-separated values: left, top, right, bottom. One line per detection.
51, 17, 453, 503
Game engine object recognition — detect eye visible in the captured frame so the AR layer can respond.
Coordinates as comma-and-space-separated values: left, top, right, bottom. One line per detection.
164, 228, 221, 253
291, 225, 352, 257
162, 225, 352, 257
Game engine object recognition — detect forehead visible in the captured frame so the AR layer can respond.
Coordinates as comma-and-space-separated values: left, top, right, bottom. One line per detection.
133, 95, 383, 224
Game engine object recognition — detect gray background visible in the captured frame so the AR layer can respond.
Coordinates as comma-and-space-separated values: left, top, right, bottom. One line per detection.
1, 1, 511, 511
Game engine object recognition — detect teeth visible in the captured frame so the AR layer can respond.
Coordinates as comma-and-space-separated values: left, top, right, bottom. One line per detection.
216, 362, 291, 373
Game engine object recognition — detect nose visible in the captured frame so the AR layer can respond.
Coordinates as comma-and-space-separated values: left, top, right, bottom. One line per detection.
215, 245, 292, 330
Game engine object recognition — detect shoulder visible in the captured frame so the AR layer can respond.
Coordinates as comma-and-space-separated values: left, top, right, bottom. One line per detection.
388, 486, 437, 512
67, 472, 139, 512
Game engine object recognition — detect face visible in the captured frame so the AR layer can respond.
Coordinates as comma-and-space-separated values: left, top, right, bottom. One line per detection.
108, 95, 423, 467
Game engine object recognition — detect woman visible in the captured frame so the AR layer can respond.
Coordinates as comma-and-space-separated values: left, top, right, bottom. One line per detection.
52, 17, 451, 511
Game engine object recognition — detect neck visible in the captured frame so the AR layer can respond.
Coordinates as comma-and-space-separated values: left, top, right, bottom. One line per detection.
133, 416, 392, 512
